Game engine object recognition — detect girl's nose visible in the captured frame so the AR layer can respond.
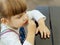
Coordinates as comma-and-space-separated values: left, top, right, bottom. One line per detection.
23, 15, 28, 22
25, 14, 28, 20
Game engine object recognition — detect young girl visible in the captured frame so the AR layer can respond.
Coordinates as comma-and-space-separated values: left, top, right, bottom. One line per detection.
0, 0, 36, 45
0, 0, 50, 45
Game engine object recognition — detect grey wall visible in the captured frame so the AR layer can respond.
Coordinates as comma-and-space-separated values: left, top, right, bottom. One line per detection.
50, 7, 60, 45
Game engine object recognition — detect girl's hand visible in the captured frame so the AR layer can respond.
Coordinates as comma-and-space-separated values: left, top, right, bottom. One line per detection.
36, 25, 50, 38
36, 18, 50, 39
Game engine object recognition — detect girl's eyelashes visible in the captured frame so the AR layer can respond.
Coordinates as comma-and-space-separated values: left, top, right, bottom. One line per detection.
19, 15, 23, 18
25, 11, 26, 13
15, 12, 25, 19
16, 14, 23, 19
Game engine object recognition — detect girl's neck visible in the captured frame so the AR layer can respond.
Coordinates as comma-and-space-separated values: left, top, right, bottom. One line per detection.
1, 23, 20, 34
1, 23, 18, 30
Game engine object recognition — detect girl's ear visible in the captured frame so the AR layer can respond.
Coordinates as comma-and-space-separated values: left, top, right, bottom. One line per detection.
1, 18, 8, 24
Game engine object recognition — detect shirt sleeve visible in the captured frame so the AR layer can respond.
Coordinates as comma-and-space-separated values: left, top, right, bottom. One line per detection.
26, 11, 33, 19
23, 40, 32, 45
26, 10, 46, 22
1, 32, 22, 45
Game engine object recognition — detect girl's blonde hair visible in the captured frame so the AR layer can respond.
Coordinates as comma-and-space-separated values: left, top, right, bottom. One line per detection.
0, 0, 27, 18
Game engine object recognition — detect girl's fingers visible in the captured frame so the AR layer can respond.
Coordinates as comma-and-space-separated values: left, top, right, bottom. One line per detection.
36, 28, 39, 34
47, 31, 50, 38
29, 19, 35, 25
44, 32, 46, 38
28, 19, 32, 24
40, 31, 43, 38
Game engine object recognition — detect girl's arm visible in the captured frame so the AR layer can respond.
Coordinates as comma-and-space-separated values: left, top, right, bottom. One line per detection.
24, 19, 36, 45
27, 10, 50, 38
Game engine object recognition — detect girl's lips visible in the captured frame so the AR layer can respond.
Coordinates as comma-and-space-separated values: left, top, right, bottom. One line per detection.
24, 20, 28, 24
23, 20, 28, 25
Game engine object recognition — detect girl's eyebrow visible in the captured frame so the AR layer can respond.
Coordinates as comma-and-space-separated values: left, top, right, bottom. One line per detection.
19, 14, 23, 17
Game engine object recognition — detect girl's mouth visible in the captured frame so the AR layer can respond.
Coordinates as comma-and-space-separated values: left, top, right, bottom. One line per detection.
22, 20, 28, 25
24, 20, 28, 24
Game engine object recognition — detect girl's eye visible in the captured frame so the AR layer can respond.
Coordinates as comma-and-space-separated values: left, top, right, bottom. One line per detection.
17, 15, 23, 18
25, 11, 26, 13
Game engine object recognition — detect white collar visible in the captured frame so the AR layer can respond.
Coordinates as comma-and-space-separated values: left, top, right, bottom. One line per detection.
1, 23, 9, 32
1, 23, 19, 33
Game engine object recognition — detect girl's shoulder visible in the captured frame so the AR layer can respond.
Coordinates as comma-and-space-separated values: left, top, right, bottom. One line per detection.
1, 29, 21, 45
1, 29, 19, 37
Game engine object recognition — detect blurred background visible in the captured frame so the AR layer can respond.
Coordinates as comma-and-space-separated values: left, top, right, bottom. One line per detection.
26, 0, 60, 10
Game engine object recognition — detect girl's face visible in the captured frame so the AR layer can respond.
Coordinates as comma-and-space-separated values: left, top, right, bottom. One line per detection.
8, 12, 28, 29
